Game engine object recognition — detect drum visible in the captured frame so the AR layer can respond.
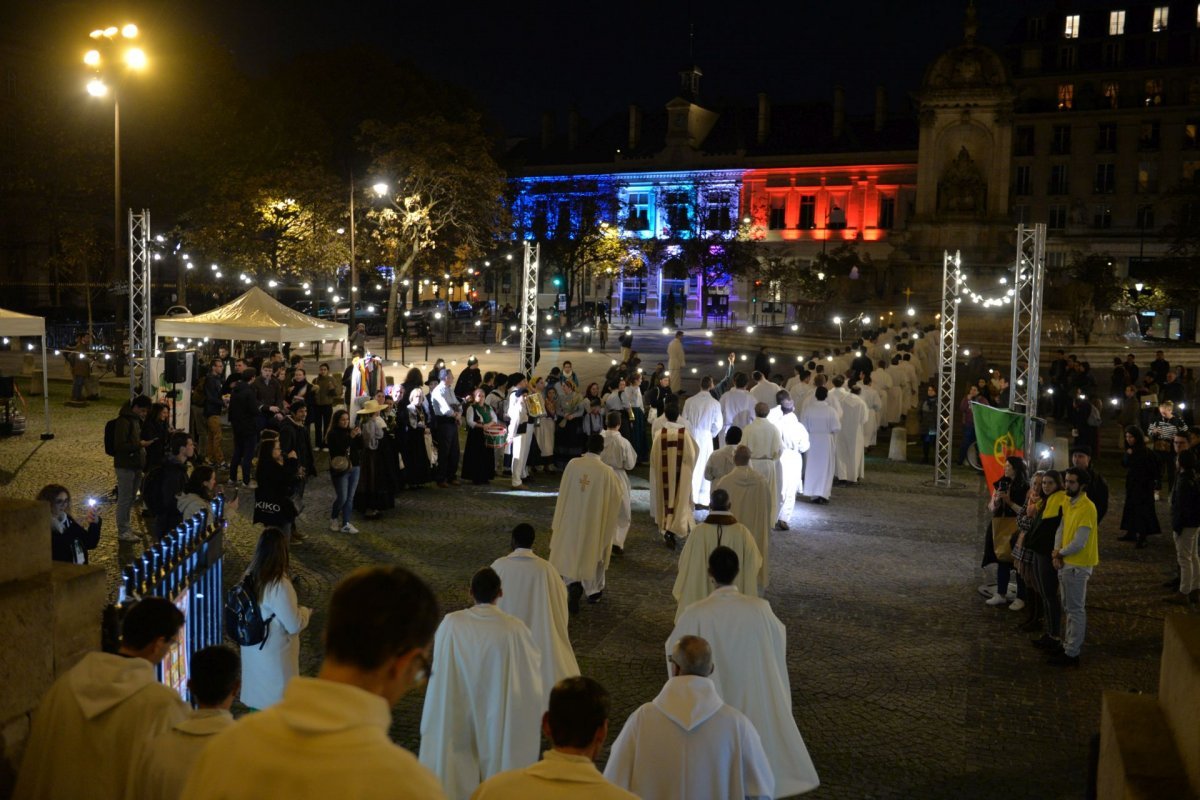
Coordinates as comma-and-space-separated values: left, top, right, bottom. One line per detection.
483, 421, 509, 448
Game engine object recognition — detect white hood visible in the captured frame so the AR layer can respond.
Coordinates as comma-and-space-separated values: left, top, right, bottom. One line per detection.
652, 675, 724, 732
274, 677, 392, 735
67, 652, 161, 720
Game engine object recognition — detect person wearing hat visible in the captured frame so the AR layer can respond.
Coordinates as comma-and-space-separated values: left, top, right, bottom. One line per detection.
455, 357, 482, 399
354, 399, 395, 519
1069, 445, 1109, 523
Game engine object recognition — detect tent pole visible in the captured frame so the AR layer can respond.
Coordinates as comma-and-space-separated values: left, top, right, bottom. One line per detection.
39, 334, 53, 440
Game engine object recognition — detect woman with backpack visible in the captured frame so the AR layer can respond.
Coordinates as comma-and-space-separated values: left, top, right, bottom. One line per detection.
239, 527, 310, 711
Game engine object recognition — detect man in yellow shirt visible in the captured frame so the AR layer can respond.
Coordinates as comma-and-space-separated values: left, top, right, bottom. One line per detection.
1050, 467, 1100, 667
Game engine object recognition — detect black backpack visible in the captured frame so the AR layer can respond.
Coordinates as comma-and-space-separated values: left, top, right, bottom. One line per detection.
103, 417, 119, 457
223, 576, 275, 649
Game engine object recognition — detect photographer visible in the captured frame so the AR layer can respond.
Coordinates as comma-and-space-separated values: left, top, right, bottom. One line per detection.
38, 485, 101, 565
981, 457, 1030, 609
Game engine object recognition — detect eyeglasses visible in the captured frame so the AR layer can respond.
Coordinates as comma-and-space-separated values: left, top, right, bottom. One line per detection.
53, 496, 70, 505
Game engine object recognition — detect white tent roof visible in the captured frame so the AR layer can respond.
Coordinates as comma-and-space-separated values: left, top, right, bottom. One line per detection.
154, 287, 348, 343
0, 307, 45, 337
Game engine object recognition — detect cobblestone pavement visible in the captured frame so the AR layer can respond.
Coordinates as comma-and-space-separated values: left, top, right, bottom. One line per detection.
0, 344, 1178, 799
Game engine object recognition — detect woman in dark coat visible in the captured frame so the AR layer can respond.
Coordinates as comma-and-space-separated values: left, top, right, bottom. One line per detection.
142, 403, 171, 467
353, 401, 396, 518
252, 438, 300, 539
1120, 425, 1161, 548
399, 387, 434, 488
38, 484, 101, 564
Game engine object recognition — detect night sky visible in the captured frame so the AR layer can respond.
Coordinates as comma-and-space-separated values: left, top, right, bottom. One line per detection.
11, 0, 1035, 135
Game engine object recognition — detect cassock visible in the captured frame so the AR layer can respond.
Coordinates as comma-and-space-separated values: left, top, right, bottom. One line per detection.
550, 453, 623, 595
670, 587, 820, 797
799, 399, 840, 500
682, 391, 723, 506
491, 548, 581, 708
507, 390, 533, 487
649, 426, 698, 539
858, 383, 883, 446
667, 336, 686, 393
419, 604, 544, 800
874, 367, 900, 425
832, 388, 868, 482
672, 513, 762, 620
603, 675, 775, 800
740, 418, 782, 513
713, 466, 774, 587
704, 444, 738, 484
599, 429, 638, 548
749, 379, 781, 408
718, 388, 756, 446
766, 406, 810, 524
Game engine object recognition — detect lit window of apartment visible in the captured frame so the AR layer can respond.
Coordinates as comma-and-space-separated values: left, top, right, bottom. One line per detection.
1153, 6, 1169, 32
798, 195, 816, 229
1095, 163, 1116, 193
1110, 10, 1126, 34
1049, 164, 1070, 194
1064, 14, 1080, 38
1144, 78, 1163, 106
1103, 81, 1121, 108
1186, 120, 1199, 148
1093, 205, 1113, 229
878, 196, 896, 229
1014, 165, 1032, 195
1138, 162, 1159, 193
1051, 124, 1072, 154
1097, 122, 1118, 151
1057, 83, 1074, 110
1048, 204, 1068, 230
626, 191, 651, 231
768, 195, 786, 230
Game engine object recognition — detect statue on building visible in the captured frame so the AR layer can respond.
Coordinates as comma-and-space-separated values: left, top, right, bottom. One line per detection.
937, 146, 987, 215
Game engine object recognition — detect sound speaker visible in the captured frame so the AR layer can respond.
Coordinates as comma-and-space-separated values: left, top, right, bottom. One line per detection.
164, 351, 188, 384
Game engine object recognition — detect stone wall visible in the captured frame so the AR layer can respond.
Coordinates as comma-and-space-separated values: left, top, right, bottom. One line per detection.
0, 498, 107, 798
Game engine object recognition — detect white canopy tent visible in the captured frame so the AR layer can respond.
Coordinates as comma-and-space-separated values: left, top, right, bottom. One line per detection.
0, 307, 53, 439
153, 287, 349, 346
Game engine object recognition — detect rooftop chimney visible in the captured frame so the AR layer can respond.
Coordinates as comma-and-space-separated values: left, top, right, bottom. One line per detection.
833, 85, 845, 139
541, 111, 554, 150
757, 92, 770, 146
628, 104, 642, 151
567, 107, 580, 151
874, 86, 887, 133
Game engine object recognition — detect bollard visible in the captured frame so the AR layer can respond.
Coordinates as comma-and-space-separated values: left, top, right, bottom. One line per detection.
889, 427, 908, 461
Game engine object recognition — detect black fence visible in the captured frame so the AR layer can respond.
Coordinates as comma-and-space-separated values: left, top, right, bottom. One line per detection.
104, 497, 226, 703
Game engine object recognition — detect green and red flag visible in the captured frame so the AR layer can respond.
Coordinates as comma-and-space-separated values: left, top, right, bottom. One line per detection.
971, 403, 1025, 487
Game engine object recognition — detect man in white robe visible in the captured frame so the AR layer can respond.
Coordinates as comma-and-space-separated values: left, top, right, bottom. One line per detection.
670, 547, 820, 798
767, 391, 810, 530
741, 403, 781, 510
420, 568, 544, 800
507, 375, 534, 488
492, 524, 580, 708
649, 395, 688, 442
874, 361, 900, 425
704, 425, 742, 484
183, 567, 447, 800
713, 447, 775, 588
471, 677, 637, 800
550, 436, 624, 610
599, 411, 638, 552
718, 372, 756, 446
15, 597, 189, 800
603, 636, 774, 800
667, 330, 686, 393
749, 371, 781, 408
800, 386, 840, 503
858, 374, 883, 447
672, 489, 762, 620
682, 376, 724, 506
831, 376, 868, 484
649, 420, 698, 550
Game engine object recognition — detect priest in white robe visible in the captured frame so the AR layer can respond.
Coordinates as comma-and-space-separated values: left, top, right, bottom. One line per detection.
420, 568, 544, 800
875, 361, 901, 425
858, 375, 884, 446
713, 447, 775, 588
603, 636, 774, 800
670, 547, 820, 798
831, 376, 868, 484
672, 489, 762, 620
682, 377, 724, 506
749, 372, 781, 408
550, 435, 624, 609
649, 395, 688, 442
766, 391, 810, 530
704, 425, 742, 484
741, 403, 781, 510
667, 330, 686, 393
599, 411, 638, 552
800, 386, 840, 503
718, 374, 756, 446
649, 420, 698, 549
491, 524, 580, 709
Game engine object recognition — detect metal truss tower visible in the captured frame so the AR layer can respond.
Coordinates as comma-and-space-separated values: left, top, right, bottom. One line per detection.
128, 209, 152, 397
934, 251, 962, 488
518, 241, 540, 378
1007, 223, 1047, 453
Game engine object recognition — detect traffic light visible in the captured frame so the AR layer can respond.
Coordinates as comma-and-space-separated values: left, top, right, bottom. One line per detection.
552, 275, 562, 288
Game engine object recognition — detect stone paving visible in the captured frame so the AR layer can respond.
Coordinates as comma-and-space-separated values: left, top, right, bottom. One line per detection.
0, 336, 1182, 799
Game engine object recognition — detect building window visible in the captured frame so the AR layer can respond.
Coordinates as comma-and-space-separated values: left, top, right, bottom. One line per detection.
1057, 83, 1075, 110
878, 196, 896, 229
1144, 78, 1164, 105
1012, 204, 1029, 224
1110, 10, 1126, 35
626, 191, 650, 231
1049, 164, 1070, 194
798, 195, 816, 229
1148, 37, 1168, 62
532, 198, 549, 237
1057, 45, 1078, 69
664, 191, 690, 231
1138, 204, 1156, 229
1064, 14, 1080, 38
704, 191, 731, 230
1015, 126, 1036, 156
555, 200, 573, 239
1140, 121, 1161, 150
1015, 165, 1032, 195
768, 195, 786, 230
1093, 205, 1113, 229
1186, 121, 1199, 148
1153, 6, 1169, 31
1102, 81, 1120, 109
1094, 163, 1116, 193
1103, 41, 1124, 67
1138, 162, 1159, 193
1046, 251, 1067, 270
1097, 122, 1118, 151
1028, 16, 1045, 39
1051, 124, 1072, 154
1049, 204, 1068, 230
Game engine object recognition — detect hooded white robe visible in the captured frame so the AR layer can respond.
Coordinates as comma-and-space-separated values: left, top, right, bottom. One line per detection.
749, 379, 782, 408
682, 391, 723, 505
799, 400, 841, 500
649, 426, 698, 539
14, 652, 188, 800
491, 548, 581, 708
858, 383, 883, 446
874, 367, 900, 425
831, 388, 868, 483
718, 387, 757, 446
740, 418, 782, 513
419, 605, 544, 800
703, 444, 738, 484
766, 406, 810, 523
550, 453, 623, 593
670, 588, 820, 798
672, 515, 761, 620
603, 675, 774, 800
127, 708, 235, 800
599, 429, 638, 547
713, 466, 775, 587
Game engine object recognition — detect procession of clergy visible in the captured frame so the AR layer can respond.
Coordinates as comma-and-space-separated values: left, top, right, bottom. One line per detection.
418, 327, 936, 799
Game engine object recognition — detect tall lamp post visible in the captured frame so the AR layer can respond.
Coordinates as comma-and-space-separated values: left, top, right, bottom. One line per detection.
84, 24, 146, 339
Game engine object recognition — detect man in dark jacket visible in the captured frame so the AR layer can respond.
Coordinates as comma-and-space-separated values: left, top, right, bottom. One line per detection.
113, 395, 152, 542
203, 358, 227, 469
454, 357, 482, 400
252, 368, 284, 432
151, 432, 194, 539
278, 400, 316, 503
228, 370, 261, 487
